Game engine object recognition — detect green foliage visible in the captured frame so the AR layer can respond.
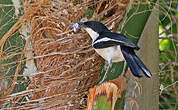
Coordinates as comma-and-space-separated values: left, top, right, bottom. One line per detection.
114, 92, 125, 110
93, 96, 111, 110
98, 62, 125, 82
159, 0, 177, 109
87, 9, 94, 18
120, 0, 157, 42
0, 0, 17, 38
0, 0, 27, 96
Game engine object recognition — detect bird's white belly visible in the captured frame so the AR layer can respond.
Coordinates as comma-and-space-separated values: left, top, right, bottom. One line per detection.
95, 46, 125, 62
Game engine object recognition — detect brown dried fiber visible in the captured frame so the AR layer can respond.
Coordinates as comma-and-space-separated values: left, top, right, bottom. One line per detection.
0, 0, 129, 109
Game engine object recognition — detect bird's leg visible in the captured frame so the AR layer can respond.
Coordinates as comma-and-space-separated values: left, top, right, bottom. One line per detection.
98, 59, 112, 84
120, 61, 127, 77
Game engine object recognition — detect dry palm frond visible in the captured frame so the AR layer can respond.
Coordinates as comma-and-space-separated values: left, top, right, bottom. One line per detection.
0, 0, 129, 109
87, 77, 127, 110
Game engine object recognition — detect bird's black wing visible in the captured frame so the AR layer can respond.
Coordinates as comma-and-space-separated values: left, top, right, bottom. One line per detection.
121, 46, 152, 78
93, 32, 140, 50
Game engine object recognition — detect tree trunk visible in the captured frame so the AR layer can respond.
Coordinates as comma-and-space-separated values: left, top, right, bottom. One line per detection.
124, 5, 159, 110
136, 6, 159, 110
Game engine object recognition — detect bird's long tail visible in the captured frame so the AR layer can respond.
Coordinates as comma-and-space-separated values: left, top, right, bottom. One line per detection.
121, 46, 152, 78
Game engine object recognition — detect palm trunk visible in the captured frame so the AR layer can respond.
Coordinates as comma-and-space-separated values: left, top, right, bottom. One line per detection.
124, 5, 159, 110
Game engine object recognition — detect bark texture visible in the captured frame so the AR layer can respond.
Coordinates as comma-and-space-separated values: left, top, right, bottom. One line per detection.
136, 6, 159, 110
124, 5, 159, 110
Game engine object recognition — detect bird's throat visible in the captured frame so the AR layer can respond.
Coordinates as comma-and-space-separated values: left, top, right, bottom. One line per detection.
84, 28, 99, 42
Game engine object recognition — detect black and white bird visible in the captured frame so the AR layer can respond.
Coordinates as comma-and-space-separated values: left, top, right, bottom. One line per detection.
69, 21, 152, 83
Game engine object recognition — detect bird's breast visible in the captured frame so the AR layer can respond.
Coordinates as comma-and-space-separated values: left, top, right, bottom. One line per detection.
95, 46, 125, 62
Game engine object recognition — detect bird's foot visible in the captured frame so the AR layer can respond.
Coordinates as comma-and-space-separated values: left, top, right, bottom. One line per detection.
97, 78, 107, 85
97, 60, 112, 85
120, 61, 127, 77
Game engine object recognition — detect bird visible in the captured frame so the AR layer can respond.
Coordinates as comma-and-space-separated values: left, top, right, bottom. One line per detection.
69, 21, 152, 83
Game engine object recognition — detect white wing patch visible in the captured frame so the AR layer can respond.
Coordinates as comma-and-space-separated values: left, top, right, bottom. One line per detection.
94, 37, 125, 44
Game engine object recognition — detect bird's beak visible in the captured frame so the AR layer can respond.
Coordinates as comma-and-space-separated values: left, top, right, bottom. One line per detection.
69, 22, 86, 32
77, 22, 86, 28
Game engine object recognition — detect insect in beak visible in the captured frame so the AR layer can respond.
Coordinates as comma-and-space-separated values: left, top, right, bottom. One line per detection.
69, 22, 85, 32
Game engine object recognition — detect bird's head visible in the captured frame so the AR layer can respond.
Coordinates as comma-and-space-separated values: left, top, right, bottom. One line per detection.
69, 21, 109, 41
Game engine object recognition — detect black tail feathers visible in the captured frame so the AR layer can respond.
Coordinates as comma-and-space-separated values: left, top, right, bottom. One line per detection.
121, 46, 152, 78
